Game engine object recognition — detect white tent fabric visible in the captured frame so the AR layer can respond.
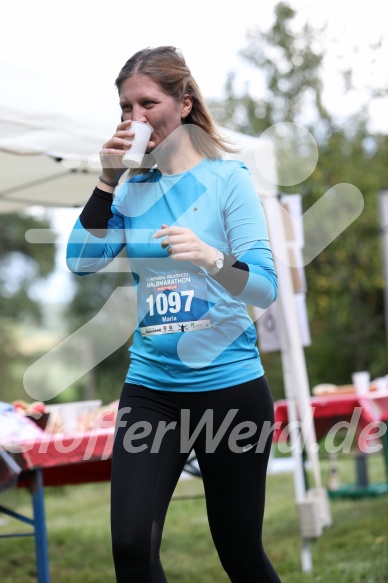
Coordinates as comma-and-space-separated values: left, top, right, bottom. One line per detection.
0, 60, 113, 212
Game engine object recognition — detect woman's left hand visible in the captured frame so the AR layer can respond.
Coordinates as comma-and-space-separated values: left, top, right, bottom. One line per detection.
153, 224, 218, 271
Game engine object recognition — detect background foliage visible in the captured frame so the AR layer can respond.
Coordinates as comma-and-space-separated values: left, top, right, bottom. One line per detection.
0, 213, 55, 403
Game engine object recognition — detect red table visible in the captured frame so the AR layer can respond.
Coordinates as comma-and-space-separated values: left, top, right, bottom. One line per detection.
0, 423, 116, 583
0, 418, 201, 582
273, 389, 388, 500
273, 389, 388, 451
14, 427, 115, 486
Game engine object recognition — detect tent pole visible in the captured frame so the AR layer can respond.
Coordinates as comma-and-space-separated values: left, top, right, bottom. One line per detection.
261, 194, 327, 572
262, 195, 322, 487
279, 336, 313, 572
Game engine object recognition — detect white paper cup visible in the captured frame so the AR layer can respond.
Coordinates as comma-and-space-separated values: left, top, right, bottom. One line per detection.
122, 121, 153, 168
352, 371, 370, 395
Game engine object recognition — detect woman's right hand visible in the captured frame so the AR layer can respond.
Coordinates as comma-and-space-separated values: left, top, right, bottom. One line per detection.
99, 119, 135, 183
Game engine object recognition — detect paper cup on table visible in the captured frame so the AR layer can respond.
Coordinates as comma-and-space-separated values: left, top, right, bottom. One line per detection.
352, 371, 370, 395
122, 121, 153, 168
373, 377, 387, 392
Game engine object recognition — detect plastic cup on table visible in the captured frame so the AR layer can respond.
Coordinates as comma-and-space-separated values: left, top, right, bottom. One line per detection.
122, 121, 153, 168
373, 377, 387, 392
351, 371, 370, 396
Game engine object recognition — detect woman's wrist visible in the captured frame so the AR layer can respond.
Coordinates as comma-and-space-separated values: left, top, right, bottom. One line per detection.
206, 249, 225, 276
197, 246, 218, 272
98, 175, 118, 193
98, 168, 127, 191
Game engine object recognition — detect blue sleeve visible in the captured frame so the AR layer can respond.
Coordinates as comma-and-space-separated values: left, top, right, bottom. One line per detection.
66, 202, 126, 276
223, 165, 278, 308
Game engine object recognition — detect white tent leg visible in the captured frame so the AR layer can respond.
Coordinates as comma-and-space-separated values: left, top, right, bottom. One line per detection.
281, 344, 313, 572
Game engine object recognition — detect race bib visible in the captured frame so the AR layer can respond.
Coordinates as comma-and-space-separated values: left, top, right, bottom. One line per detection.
138, 271, 211, 336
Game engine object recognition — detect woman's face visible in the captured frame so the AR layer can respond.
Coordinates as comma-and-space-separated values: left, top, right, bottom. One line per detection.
119, 73, 191, 152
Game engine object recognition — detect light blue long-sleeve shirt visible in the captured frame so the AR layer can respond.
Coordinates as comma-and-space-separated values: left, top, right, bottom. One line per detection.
67, 158, 277, 391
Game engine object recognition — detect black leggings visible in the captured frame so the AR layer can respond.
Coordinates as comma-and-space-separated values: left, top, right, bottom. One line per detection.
110, 377, 281, 583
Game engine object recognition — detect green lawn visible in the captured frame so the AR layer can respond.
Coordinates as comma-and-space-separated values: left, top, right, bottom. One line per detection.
0, 454, 387, 582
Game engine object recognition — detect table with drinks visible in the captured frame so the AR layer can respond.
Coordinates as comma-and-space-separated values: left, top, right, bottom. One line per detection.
273, 375, 388, 498
0, 399, 116, 583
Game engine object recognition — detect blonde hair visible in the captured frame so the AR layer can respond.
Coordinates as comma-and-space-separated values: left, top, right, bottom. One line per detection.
115, 46, 236, 174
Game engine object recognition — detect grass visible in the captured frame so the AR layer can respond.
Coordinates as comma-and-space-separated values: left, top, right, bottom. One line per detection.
0, 453, 387, 582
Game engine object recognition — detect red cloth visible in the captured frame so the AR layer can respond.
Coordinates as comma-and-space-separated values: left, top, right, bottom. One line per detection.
2, 428, 115, 488
273, 391, 388, 450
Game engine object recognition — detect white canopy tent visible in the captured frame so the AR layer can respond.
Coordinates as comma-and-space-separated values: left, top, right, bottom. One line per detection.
0, 60, 118, 212
0, 60, 330, 571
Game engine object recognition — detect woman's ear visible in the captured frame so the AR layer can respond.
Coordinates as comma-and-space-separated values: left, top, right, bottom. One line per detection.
181, 93, 193, 119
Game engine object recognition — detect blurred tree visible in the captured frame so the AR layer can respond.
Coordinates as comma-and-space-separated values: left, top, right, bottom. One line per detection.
0, 212, 56, 402
210, 2, 388, 394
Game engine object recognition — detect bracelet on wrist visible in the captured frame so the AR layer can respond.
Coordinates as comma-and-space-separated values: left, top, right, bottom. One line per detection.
99, 175, 119, 188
